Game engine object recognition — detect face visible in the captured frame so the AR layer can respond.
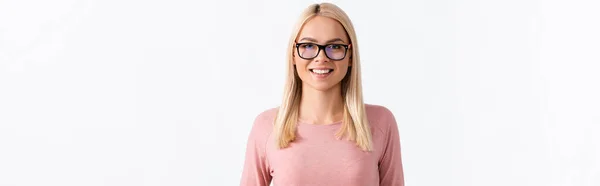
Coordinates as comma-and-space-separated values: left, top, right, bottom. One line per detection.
293, 16, 352, 92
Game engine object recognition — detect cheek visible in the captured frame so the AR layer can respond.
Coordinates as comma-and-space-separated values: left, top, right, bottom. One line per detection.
337, 67, 349, 77
293, 58, 309, 71
337, 60, 351, 71
334, 61, 351, 77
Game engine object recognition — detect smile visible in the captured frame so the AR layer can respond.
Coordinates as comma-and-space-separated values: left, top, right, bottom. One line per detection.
309, 69, 333, 74
308, 68, 334, 79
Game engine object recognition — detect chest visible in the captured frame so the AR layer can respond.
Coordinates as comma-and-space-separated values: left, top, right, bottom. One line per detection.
266, 133, 381, 185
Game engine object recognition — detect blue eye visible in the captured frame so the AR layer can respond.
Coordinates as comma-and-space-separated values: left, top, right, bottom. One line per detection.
328, 44, 342, 49
302, 44, 316, 49
327, 44, 344, 50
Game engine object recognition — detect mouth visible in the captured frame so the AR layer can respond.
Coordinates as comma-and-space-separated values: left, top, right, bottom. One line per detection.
309, 68, 334, 75
309, 68, 334, 79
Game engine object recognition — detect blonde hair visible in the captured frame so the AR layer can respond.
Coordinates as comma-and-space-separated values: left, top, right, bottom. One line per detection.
272, 3, 373, 151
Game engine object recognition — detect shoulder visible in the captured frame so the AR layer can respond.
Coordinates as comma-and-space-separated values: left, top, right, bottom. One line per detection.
364, 103, 396, 123
253, 107, 279, 124
248, 107, 279, 138
365, 103, 394, 117
364, 103, 398, 135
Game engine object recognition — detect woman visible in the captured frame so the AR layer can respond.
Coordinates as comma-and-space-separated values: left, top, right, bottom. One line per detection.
241, 3, 404, 186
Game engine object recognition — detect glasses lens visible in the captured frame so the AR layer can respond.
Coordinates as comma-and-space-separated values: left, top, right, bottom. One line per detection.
297, 43, 318, 59
325, 44, 347, 60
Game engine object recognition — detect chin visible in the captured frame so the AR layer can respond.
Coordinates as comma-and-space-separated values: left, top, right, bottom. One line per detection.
305, 81, 342, 92
298, 70, 346, 92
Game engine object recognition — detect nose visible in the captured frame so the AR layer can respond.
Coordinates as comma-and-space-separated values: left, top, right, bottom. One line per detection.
313, 47, 330, 63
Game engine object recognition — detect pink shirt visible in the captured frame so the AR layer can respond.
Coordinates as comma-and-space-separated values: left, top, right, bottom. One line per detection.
240, 104, 405, 186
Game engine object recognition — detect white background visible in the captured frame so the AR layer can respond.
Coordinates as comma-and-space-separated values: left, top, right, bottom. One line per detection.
1, 0, 599, 185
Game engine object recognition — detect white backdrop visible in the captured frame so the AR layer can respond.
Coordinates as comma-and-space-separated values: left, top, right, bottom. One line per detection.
1, 0, 599, 185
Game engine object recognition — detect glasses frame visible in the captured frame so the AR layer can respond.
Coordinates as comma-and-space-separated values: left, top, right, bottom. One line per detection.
295, 42, 351, 61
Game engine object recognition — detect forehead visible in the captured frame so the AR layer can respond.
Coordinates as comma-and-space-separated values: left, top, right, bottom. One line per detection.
297, 16, 349, 43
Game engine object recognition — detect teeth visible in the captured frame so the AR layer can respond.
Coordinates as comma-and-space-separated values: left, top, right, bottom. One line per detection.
312, 69, 331, 74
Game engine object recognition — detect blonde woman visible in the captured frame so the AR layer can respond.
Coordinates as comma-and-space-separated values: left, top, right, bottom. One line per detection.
241, 3, 404, 186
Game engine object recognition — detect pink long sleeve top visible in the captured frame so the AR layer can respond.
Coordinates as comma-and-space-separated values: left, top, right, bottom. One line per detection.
240, 104, 405, 186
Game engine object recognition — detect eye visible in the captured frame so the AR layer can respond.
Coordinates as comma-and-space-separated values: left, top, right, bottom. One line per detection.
300, 43, 316, 49
327, 44, 343, 49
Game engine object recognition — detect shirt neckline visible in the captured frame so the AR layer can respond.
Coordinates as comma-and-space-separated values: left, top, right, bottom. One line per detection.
297, 119, 343, 126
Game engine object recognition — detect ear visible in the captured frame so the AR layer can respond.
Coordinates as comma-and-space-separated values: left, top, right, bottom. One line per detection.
348, 48, 353, 66
292, 47, 298, 65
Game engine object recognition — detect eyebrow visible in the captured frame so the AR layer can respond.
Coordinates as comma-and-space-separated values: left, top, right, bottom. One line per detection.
299, 37, 347, 44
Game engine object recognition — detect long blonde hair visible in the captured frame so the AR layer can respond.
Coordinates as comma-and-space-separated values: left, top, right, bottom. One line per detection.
273, 3, 373, 151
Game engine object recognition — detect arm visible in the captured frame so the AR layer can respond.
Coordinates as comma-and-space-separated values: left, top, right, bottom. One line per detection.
379, 108, 405, 186
240, 113, 272, 186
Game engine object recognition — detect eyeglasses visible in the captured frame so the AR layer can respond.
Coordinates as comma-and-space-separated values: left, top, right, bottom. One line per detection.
295, 43, 351, 61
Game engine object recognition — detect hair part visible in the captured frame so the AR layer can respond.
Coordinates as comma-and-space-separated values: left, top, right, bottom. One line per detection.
273, 3, 373, 151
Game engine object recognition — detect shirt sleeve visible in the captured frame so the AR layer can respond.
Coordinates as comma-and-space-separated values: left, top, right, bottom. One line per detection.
379, 108, 405, 186
240, 112, 273, 186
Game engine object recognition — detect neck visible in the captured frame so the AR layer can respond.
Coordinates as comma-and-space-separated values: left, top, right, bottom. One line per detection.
298, 83, 344, 125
